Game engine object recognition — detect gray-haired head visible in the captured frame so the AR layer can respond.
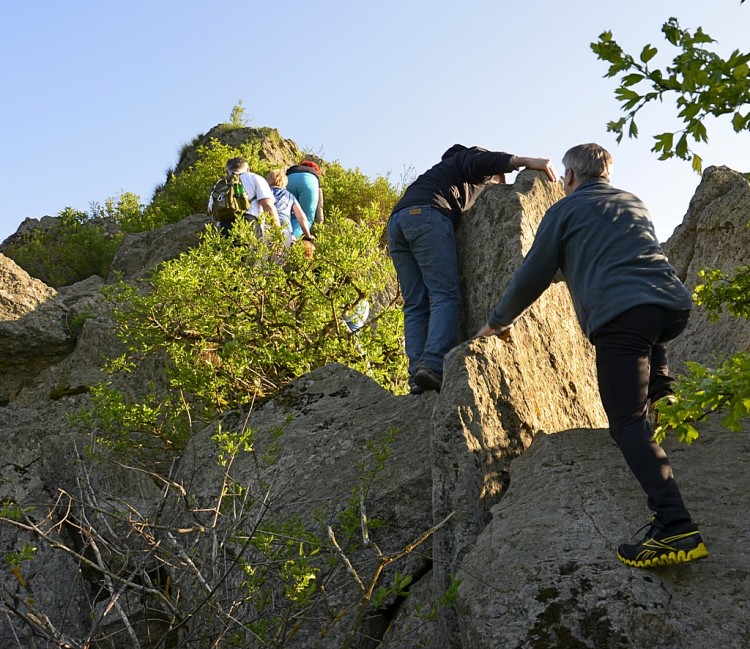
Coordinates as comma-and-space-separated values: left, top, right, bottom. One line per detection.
562, 143, 613, 182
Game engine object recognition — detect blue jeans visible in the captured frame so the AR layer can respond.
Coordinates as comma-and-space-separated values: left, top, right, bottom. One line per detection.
387, 206, 460, 377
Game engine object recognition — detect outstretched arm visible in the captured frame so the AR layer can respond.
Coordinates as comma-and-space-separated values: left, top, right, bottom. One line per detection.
315, 189, 324, 224
511, 156, 557, 182
292, 201, 313, 239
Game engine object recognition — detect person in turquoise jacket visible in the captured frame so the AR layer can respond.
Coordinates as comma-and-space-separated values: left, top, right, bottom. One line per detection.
286, 161, 324, 239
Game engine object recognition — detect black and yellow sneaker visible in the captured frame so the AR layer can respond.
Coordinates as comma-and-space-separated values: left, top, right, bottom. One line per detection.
617, 518, 709, 568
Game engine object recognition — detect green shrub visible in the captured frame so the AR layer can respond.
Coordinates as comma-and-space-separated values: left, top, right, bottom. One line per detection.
3, 207, 123, 287
141, 140, 274, 231
322, 161, 402, 228
226, 99, 251, 129
655, 256, 750, 443
92, 214, 406, 451
90, 191, 147, 234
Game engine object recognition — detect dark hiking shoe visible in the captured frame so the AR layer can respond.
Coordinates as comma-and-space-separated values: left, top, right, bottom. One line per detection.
617, 518, 709, 568
408, 377, 425, 395
414, 367, 442, 393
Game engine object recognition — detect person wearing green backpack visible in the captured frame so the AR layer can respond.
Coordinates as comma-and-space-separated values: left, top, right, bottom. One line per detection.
208, 157, 281, 237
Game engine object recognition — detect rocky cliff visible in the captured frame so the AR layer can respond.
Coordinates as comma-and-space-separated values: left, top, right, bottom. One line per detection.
172, 125, 303, 179
664, 166, 750, 372
0, 159, 748, 648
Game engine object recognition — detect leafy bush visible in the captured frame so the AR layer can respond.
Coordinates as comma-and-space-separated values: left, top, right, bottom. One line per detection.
322, 161, 402, 228
655, 258, 750, 443
3, 207, 123, 287
92, 214, 406, 451
142, 140, 404, 234
5, 125, 404, 289
133, 140, 267, 231
226, 99, 251, 129
90, 191, 147, 234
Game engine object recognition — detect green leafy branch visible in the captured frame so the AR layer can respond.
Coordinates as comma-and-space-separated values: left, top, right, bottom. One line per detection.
653, 355, 750, 443
654, 241, 750, 443
591, 12, 750, 173
694, 266, 750, 320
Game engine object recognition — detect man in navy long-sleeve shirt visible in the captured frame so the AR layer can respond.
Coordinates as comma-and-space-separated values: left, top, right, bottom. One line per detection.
387, 144, 556, 394
476, 143, 707, 568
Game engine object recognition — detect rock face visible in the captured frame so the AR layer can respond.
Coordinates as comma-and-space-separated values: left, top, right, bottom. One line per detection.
456, 172, 567, 337
664, 165, 750, 372
172, 125, 302, 179
433, 172, 608, 644
457, 417, 750, 649
0, 254, 74, 403
0, 158, 748, 648
0, 398, 165, 647
108, 213, 212, 280
169, 364, 436, 648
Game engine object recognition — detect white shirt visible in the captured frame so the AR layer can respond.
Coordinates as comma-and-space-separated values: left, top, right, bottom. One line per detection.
208, 170, 274, 216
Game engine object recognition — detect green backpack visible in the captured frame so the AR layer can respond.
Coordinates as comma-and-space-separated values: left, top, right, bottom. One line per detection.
210, 172, 252, 222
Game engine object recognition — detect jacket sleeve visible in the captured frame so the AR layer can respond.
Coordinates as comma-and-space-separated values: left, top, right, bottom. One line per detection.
488, 208, 564, 328
462, 150, 515, 183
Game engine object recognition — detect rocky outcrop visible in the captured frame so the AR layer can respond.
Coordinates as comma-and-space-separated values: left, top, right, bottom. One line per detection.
108, 213, 212, 280
664, 165, 750, 372
0, 215, 122, 255
0, 159, 748, 648
0, 255, 75, 403
0, 391, 170, 647
172, 125, 302, 179
456, 172, 567, 337
168, 364, 436, 648
457, 416, 750, 649
432, 172, 608, 645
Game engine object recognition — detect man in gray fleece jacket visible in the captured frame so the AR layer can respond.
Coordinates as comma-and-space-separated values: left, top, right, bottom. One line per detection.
476, 143, 708, 569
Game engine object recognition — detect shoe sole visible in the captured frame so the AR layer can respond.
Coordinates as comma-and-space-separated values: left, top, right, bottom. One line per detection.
617, 542, 709, 568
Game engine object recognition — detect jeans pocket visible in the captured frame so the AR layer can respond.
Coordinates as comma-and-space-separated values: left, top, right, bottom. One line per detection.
398, 210, 432, 240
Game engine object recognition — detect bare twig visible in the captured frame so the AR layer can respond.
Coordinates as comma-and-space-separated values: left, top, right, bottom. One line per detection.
327, 526, 365, 593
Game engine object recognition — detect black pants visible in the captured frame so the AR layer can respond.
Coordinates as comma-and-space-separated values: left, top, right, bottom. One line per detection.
592, 305, 692, 526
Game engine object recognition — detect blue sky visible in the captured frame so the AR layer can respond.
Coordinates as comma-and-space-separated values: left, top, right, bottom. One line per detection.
1, 0, 748, 244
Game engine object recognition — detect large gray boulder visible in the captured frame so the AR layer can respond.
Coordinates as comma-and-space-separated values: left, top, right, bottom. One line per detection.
0, 253, 117, 408
170, 125, 302, 179
664, 165, 750, 372
456, 172, 567, 337
0, 254, 74, 403
165, 363, 436, 648
0, 388, 165, 647
457, 415, 750, 649
429, 171, 608, 645
108, 213, 212, 280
